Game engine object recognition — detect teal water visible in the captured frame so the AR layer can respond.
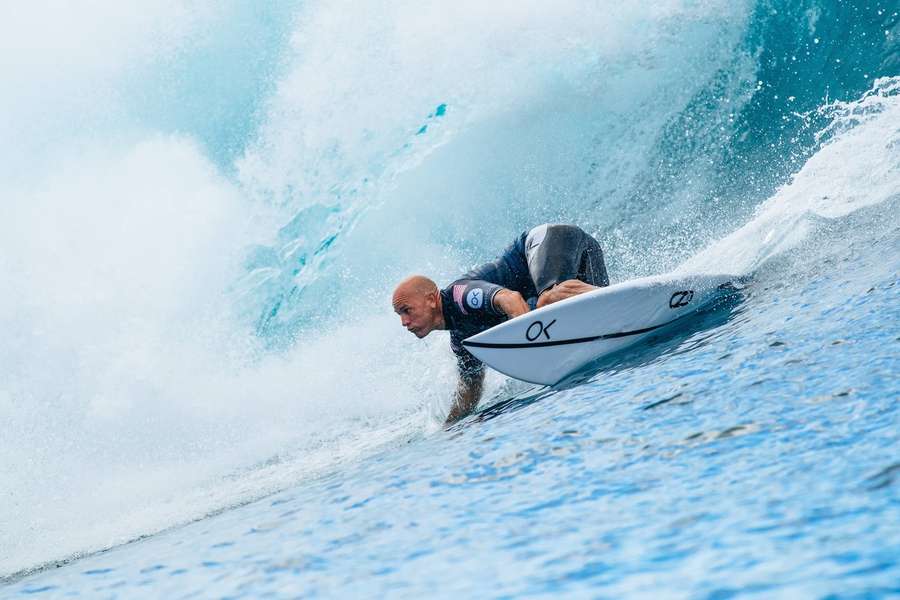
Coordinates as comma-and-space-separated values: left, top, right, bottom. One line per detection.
1, 1, 898, 597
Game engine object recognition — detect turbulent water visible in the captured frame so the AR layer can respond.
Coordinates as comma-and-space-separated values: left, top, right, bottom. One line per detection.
2, 1, 899, 597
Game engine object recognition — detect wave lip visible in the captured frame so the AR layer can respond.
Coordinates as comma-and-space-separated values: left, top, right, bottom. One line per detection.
679, 76, 900, 276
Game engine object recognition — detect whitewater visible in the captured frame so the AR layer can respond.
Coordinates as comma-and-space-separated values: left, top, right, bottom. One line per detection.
1, 1, 898, 597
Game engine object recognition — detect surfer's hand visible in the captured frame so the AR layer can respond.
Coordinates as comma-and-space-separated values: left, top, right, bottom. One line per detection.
445, 370, 485, 426
536, 279, 597, 308
494, 289, 529, 318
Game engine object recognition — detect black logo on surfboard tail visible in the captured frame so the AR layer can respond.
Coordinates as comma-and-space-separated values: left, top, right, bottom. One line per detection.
669, 290, 694, 309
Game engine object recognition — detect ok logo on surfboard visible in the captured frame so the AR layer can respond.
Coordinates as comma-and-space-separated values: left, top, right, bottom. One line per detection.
526, 319, 557, 342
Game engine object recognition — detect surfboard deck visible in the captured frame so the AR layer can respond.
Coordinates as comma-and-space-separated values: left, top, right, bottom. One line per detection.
461, 273, 740, 385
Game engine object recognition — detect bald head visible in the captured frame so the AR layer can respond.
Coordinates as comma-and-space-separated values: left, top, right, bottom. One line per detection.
393, 275, 437, 302
392, 275, 444, 338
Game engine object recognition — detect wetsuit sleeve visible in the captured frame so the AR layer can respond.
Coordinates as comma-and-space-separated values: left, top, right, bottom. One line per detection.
446, 279, 506, 317
450, 330, 484, 378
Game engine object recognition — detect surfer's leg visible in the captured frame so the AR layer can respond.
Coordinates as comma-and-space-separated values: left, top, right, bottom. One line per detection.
525, 224, 584, 295
577, 233, 610, 287
529, 225, 607, 308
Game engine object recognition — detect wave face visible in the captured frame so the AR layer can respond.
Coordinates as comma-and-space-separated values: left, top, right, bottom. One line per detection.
1, 0, 898, 582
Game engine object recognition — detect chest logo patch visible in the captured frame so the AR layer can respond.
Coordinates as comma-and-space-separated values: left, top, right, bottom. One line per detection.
466, 288, 484, 309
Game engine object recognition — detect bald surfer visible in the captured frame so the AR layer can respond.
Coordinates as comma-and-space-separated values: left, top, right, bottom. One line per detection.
392, 224, 610, 424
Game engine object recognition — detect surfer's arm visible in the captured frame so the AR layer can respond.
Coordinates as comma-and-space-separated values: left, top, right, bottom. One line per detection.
492, 288, 529, 318
446, 368, 484, 425
451, 279, 525, 318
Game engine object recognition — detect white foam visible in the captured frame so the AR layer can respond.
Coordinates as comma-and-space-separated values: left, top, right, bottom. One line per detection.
0, 131, 461, 574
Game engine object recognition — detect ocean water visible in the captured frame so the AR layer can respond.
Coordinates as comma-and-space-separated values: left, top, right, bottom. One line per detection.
1, 1, 899, 598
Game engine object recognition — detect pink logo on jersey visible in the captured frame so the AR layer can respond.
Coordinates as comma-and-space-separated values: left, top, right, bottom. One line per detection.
453, 284, 468, 315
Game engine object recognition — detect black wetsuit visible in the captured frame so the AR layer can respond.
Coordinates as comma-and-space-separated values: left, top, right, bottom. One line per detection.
441, 224, 610, 377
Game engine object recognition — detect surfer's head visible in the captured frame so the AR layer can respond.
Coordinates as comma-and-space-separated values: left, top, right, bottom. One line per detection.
392, 275, 443, 338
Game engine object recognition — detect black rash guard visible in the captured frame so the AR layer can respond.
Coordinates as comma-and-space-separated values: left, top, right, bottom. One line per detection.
441, 279, 506, 377
440, 232, 534, 377
461, 232, 536, 300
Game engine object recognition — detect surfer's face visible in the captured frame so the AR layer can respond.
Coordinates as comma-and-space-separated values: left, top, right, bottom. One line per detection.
393, 291, 440, 338
392, 276, 442, 338
394, 294, 437, 338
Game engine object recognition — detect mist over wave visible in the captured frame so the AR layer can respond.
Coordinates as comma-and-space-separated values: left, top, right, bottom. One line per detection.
1, 0, 897, 580
680, 76, 900, 275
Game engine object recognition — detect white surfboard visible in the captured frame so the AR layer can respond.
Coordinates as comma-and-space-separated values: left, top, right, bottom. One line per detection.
461, 273, 739, 385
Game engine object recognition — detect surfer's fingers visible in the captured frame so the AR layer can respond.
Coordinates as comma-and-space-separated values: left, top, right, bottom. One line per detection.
555, 280, 587, 295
